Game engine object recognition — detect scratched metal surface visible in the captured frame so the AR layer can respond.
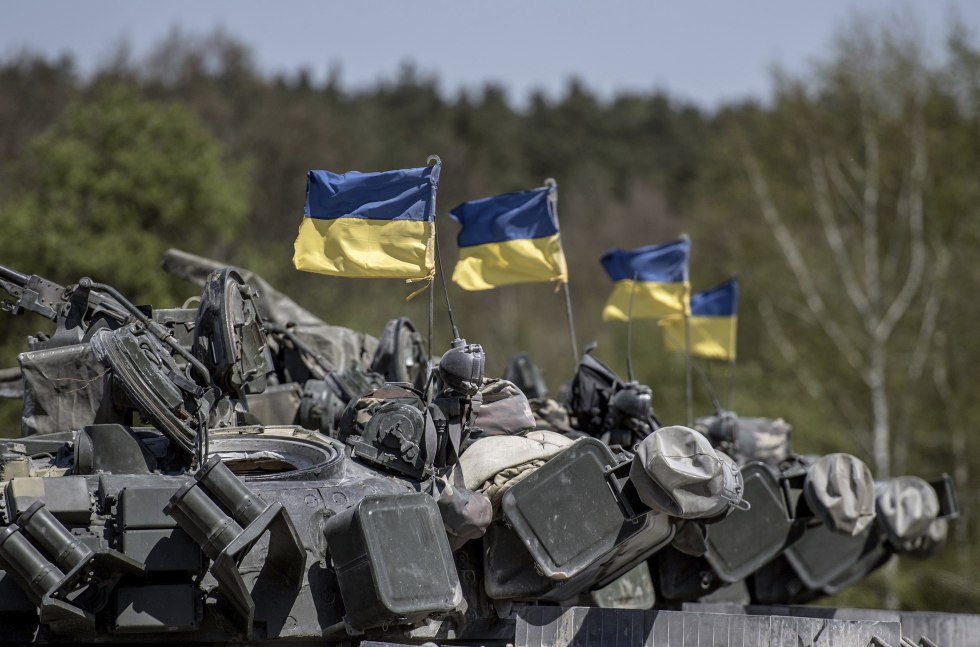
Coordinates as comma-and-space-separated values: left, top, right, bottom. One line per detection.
515, 605, 902, 647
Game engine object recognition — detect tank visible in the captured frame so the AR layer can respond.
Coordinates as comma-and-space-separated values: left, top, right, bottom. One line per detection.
0, 252, 969, 646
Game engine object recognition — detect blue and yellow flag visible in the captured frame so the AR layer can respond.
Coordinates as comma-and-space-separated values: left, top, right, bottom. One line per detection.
660, 278, 739, 361
600, 239, 690, 321
293, 163, 440, 279
449, 186, 568, 291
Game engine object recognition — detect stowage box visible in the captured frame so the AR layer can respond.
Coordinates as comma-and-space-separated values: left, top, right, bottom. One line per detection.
500, 438, 624, 580
322, 493, 462, 631
485, 437, 674, 601
703, 461, 795, 583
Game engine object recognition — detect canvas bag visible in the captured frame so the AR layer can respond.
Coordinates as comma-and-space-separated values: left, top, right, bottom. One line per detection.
464, 378, 536, 450
563, 347, 622, 433
803, 453, 876, 536
629, 426, 746, 520
875, 475, 940, 545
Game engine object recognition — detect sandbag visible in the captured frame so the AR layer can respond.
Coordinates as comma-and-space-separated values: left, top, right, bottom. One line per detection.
629, 426, 744, 519
898, 518, 948, 559
459, 431, 574, 507
469, 379, 535, 441
431, 468, 492, 551
461, 430, 573, 489
875, 476, 940, 545
528, 397, 576, 434
803, 453, 876, 536
697, 412, 792, 466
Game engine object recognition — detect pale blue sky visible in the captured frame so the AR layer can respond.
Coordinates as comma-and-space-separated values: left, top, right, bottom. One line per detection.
2, 1, 977, 108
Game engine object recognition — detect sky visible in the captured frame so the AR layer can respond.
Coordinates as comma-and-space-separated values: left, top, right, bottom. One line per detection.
2, 1, 978, 108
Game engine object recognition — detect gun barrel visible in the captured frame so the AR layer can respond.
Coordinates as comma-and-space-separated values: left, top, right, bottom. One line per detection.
0, 264, 29, 287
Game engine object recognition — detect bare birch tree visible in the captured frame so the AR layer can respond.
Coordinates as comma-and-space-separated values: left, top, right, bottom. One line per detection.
739, 26, 948, 479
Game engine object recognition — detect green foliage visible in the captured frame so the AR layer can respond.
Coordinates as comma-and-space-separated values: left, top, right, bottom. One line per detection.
0, 85, 250, 303
0, 83, 251, 434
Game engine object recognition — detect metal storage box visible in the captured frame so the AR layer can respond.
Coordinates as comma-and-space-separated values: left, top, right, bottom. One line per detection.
112, 583, 199, 633
703, 462, 795, 582
485, 438, 673, 601
784, 522, 878, 590
501, 438, 624, 579
5, 477, 91, 525
322, 493, 462, 631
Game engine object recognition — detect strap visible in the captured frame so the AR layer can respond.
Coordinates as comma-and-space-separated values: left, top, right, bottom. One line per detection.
447, 398, 462, 464
423, 405, 439, 475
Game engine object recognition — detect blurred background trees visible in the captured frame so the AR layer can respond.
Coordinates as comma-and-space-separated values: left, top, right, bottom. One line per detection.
1, 17, 978, 611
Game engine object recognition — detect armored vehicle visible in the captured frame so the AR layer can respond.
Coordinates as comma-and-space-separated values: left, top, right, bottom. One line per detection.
0, 253, 969, 646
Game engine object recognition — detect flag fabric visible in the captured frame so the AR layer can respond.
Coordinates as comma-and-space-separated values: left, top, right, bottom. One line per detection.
600, 239, 690, 321
660, 277, 739, 361
449, 186, 568, 291
293, 163, 440, 279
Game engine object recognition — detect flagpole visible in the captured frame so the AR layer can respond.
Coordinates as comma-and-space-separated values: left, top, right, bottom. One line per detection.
425, 155, 443, 401
545, 178, 579, 367
727, 357, 735, 411
428, 273, 434, 362
726, 313, 736, 411
683, 282, 694, 425
662, 323, 722, 412
626, 272, 638, 382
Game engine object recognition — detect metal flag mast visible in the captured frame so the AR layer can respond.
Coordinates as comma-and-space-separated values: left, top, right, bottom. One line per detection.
545, 178, 579, 369
426, 154, 461, 401
683, 283, 694, 425
680, 234, 694, 426
726, 302, 737, 411
626, 272, 638, 382
661, 322, 723, 414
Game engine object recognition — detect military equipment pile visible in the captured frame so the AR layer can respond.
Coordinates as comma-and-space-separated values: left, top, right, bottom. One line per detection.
0, 250, 969, 646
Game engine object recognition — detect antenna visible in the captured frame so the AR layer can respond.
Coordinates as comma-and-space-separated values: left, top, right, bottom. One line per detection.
434, 230, 460, 341
424, 154, 458, 342
426, 155, 459, 341
421, 154, 453, 398
691, 360, 723, 414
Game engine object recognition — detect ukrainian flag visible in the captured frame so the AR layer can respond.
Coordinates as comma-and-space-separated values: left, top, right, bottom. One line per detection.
601, 239, 690, 321
660, 278, 739, 361
449, 186, 568, 291
292, 163, 440, 279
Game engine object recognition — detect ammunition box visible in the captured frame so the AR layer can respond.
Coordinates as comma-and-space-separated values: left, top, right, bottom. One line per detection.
323, 493, 462, 631
112, 584, 198, 633
6, 477, 91, 526
120, 529, 202, 573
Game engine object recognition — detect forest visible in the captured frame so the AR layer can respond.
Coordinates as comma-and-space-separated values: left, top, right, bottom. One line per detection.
1, 18, 979, 612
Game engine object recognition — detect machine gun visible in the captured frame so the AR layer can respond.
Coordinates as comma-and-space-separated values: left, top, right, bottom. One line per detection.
1, 263, 216, 460
0, 265, 67, 322
0, 263, 206, 380
0, 264, 131, 349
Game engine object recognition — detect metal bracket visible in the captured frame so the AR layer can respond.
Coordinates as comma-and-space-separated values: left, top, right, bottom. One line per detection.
0, 501, 144, 636
165, 456, 305, 635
